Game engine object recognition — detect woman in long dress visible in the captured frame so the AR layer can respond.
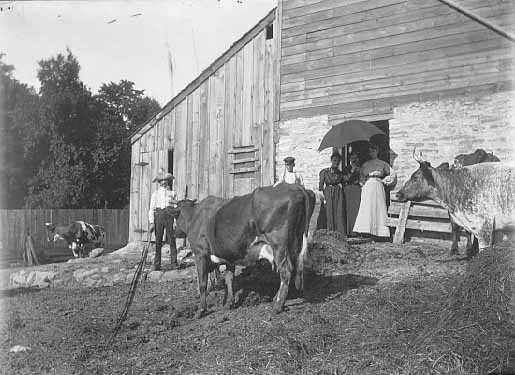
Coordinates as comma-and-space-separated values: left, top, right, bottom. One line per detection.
318, 152, 347, 234
353, 144, 396, 238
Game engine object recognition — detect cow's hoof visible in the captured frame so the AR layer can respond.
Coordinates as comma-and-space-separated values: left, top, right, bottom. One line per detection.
272, 305, 283, 314
450, 249, 459, 256
222, 302, 233, 311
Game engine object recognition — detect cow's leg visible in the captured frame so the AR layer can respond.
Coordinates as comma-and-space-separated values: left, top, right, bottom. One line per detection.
472, 219, 494, 255
70, 243, 79, 258
450, 222, 460, 255
223, 264, 235, 310
273, 258, 292, 314
194, 254, 209, 319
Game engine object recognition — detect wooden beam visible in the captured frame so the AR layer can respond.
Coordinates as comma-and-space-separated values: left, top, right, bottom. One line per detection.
434, 0, 515, 43
393, 201, 411, 244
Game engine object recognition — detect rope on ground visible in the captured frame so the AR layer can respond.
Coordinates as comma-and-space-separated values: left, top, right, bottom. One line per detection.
106, 231, 151, 346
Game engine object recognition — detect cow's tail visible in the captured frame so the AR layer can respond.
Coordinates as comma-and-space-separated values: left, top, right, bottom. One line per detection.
294, 188, 314, 291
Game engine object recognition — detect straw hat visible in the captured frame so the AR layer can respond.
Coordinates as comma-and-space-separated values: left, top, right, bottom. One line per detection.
152, 172, 174, 183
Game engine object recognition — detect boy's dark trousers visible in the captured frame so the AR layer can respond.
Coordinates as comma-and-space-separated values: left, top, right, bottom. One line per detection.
153, 207, 179, 270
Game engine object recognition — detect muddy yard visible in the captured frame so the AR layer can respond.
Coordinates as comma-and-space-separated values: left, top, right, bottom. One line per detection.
1, 237, 513, 375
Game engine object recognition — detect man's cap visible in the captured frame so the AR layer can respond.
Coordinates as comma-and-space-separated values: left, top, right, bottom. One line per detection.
152, 172, 175, 183
284, 156, 295, 165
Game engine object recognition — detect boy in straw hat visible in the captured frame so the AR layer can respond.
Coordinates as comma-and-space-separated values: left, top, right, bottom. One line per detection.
149, 171, 179, 271
274, 156, 304, 187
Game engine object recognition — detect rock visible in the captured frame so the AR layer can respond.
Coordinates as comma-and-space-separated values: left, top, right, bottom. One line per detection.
101, 267, 109, 273
73, 268, 98, 282
9, 345, 30, 353
148, 271, 162, 282
89, 248, 104, 258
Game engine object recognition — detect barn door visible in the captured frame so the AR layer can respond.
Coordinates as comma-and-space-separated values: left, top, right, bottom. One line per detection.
230, 145, 260, 196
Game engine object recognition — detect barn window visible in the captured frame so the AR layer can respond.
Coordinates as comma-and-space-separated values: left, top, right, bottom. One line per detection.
265, 24, 273, 40
168, 149, 174, 174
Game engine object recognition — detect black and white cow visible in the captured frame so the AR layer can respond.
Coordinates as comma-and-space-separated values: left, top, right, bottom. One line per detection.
45, 221, 105, 258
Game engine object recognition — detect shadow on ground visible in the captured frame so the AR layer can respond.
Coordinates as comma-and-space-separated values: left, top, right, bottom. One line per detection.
229, 261, 378, 308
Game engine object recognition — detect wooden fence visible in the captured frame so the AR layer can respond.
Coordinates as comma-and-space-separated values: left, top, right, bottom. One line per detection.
0, 209, 129, 255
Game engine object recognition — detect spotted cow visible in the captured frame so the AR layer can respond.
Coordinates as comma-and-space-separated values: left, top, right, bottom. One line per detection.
45, 221, 105, 258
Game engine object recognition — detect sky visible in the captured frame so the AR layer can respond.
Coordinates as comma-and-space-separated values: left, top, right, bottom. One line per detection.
0, 0, 277, 105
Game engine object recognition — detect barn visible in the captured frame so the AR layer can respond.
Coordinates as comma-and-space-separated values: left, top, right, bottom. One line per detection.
129, 0, 515, 241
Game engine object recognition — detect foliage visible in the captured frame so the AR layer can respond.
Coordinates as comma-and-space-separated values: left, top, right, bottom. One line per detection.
0, 50, 160, 208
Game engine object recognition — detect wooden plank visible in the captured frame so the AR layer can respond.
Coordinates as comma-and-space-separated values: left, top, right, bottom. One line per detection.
282, 0, 505, 42
280, 71, 511, 113
214, 68, 226, 198
190, 88, 201, 200
282, 42, 509, 94
253, 30, 265, 187
262, 36, 274, 186
280, 80, 511, 120
224, 57, 236, 199
281, 27, 499, 77
174, 100, 188, 199
281, 56, 512, 103
199, 80, 210, 200
129, 140, 141, 241
283, 0, 400, 22
233, 49, 245, 147
242, 42, 254, 146
130, 8, 276, 145
208, 74, 218, 197
393, 201, 411, 244
281, 7, 513, 57
186, 94, 194, 196
387, 217, 453, 233
139, 152, 152, 236
389, 203, 449, 219
274, 3, 282, 123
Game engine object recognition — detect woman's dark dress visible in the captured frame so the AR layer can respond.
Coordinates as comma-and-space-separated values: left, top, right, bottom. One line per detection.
317, 167, 346, 234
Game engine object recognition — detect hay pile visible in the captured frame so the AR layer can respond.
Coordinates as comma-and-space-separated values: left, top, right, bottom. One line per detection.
308, 230, 364, 274
414, 244, 515, 373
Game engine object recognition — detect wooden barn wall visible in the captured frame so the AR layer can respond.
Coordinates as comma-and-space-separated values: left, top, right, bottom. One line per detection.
129, 15, 277, 240
279, 0, 515, 122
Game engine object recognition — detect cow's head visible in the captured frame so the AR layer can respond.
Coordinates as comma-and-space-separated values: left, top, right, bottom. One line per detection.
44, 222, 62, 242
176, 199, 197, 236
396, 151, 438, 202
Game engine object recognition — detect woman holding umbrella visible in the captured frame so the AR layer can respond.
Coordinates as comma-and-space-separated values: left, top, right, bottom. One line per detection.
353, 143, 396, 238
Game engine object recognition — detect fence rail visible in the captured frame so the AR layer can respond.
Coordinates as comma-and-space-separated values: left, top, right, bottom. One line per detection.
0, 209, 129, 255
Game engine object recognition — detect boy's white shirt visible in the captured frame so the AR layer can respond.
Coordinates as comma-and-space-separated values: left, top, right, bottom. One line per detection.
274, 168, 304, 187
148, 186, 177, 224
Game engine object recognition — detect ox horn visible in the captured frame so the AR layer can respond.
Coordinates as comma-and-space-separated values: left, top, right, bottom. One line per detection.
412, 147, 424, 163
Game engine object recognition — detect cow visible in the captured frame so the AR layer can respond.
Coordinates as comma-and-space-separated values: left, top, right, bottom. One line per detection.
453, 148, 500, 168
45, 221, 106, 258
176, 183, 316, 318
396, 157, 515, 257
437, 150, 501, 255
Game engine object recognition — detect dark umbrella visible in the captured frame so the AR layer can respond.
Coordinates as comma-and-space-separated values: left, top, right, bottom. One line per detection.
318, 119, 386, 151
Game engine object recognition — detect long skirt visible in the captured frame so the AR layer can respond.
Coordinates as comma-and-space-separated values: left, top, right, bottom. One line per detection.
318, 185, 346, 235
353, 178, 390, 237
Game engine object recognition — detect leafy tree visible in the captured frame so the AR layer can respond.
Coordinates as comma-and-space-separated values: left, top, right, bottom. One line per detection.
0, 53, 40, 208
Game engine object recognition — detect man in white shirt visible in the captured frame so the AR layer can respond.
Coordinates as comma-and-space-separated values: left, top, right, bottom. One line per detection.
274, 156, 304, 187
148, 172, 179, 271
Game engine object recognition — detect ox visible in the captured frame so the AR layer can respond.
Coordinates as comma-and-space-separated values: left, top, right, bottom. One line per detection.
397, 159, 515, 255
176, 183, 315, 318
438, 149, 500, 255
45, 221, 105, 258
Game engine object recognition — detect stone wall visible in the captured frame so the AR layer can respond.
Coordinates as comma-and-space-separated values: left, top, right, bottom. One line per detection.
276, 89, 515, 191
390, 89, 515, 186
275, 115, 333, 191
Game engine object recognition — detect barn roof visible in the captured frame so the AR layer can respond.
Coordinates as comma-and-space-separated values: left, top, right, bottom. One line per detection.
130, 7, 276, 144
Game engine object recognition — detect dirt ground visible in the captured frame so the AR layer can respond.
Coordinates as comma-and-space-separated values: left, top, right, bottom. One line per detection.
1, 239, 513, 375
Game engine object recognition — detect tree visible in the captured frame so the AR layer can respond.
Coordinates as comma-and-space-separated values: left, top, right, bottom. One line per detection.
0, 53, 40, 208
25, 49, 99, 208
90, 80, 160, 208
